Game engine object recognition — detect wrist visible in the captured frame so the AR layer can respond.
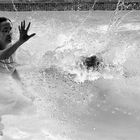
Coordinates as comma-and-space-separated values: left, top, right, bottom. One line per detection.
17, 39, 24, 45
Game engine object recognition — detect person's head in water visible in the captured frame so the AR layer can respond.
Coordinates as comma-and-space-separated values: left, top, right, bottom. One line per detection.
83, 55, 100, 70
0, 17, 12, 48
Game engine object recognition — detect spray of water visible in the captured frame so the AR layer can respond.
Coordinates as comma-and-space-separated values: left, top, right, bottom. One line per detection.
108, 0, 134, 32
11, 0, 17, 12
1, 1, 140, 140
55, 0, 98, 52
38, 0, 136, 83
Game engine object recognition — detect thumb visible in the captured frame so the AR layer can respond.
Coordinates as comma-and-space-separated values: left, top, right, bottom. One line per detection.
29, 33, 36, 39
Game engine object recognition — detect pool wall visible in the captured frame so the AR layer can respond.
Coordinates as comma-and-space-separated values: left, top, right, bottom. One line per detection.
0, 0, 139, 11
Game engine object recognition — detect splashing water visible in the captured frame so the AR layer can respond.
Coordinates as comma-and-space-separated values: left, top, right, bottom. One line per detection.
39, 2, 135, 83
0, 0, 140, 140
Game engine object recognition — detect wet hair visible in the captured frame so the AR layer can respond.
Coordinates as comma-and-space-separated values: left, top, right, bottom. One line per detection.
83, 55, 100, 70
0, 17, 11, 24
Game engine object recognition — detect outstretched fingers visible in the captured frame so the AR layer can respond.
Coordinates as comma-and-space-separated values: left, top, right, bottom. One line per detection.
20, 20, 26, 30
29, 33, 36, 39
20, 21, 33, 33
23, 20, 25, 29
19, 20, 36, 41
21, 21, 22, 29
26, 22, 31, 32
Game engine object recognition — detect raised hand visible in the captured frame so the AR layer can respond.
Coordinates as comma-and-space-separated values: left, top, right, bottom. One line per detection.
18, 20, 36, 43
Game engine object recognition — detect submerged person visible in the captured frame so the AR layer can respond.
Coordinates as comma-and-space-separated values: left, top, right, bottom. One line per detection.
81, 55, 102, 71
0, 17, 36, 135
83, 55, 101, 70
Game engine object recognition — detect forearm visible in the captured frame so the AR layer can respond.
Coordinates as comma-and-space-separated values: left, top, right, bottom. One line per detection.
0, 40, 23, 60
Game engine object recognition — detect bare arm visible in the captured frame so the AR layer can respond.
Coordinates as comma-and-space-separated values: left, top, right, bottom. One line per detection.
0, 20, 35, 60
0, 41, 23, 60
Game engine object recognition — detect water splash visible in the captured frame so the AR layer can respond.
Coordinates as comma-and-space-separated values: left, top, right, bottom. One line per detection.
11, 0, 17, 12
38, 0, 136, 83
55, 0, 98, 52
1, 2, 140, 140
108, 0, 134, 32
10, 0, 137, 84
